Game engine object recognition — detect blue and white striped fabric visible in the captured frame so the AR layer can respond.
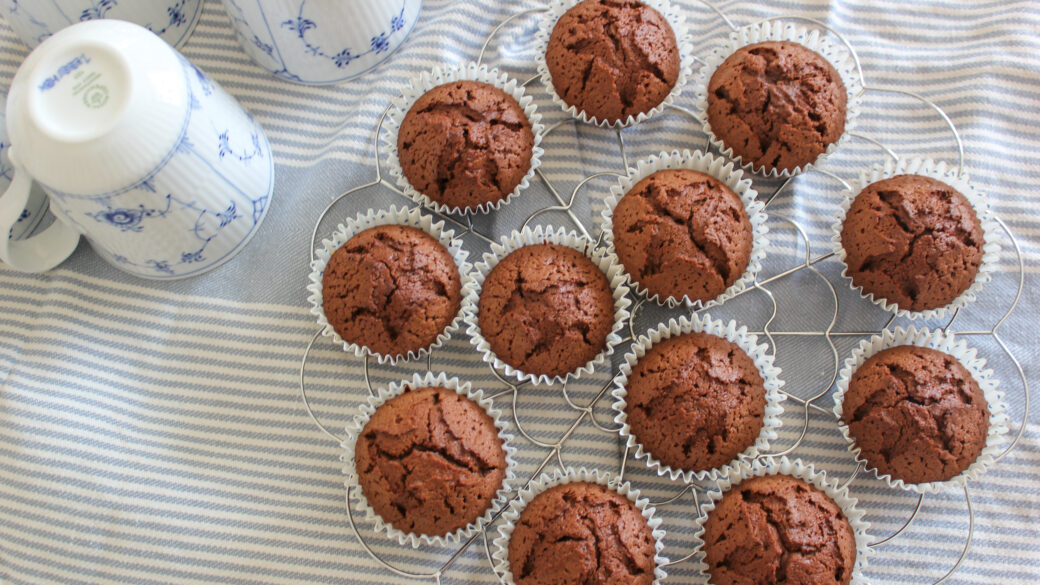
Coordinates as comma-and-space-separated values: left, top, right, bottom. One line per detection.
1, 1, 1038, 584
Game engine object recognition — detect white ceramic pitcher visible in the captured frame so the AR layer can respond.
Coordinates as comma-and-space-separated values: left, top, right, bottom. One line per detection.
0, 19, 275, 279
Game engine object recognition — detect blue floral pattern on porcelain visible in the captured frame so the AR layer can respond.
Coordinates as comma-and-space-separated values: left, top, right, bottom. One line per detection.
39, 56, 274, 279
221, 0, 421, 85
4, 0, 203, 49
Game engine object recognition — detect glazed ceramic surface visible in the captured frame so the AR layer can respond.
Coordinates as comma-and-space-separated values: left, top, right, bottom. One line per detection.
0, 20, 274, 279
0, 97, 48, 241
221, 0, 422, 85
4, 0, 204, 49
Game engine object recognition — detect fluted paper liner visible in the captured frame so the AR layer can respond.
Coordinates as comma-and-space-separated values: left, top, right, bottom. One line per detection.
832, 326, 1009, 494
831, 157, 1001, 320
464, 224, 632, 386
342, 372, 518, 548
601, 149, 768, 309
492, 467, 668, 585
612, 313, 785, 483
691, 457, 871, 585
535, 0, 695, 128
306, 205, 476, 365
693, 21, 864, 177
384, 62, 545, 215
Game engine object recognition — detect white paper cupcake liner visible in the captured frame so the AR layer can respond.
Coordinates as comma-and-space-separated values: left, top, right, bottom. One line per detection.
691, 457, 871, 585
464, 224, 632, 386
384, 62, 545, 215
831, 157, 1001, 321
832, 326, 1009, 494
600, 149, 768, 309
611, 313, 785, 483
534, 0, 695, 129
342, 371, 518, 548
491, 467, 668, 585
693, 21, 864, 177
306, 205, 476, 365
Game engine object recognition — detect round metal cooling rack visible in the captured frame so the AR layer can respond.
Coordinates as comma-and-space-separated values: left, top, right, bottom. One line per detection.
297, 4, 1030, 584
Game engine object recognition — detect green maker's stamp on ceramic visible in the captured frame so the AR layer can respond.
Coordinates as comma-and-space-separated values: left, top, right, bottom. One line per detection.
32, 46, 129, 142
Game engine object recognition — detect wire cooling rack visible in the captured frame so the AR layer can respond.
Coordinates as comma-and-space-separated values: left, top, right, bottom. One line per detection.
298, 4, 1030, 584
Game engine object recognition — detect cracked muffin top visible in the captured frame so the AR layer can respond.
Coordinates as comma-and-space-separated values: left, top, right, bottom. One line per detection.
840, 174, 985, 313
842, 345, 989, 485
397, 80, 535, 212
611, 168, 753, 303
477, 243, 614, 379
321, 224, 461, 358
702, 474, 857, 585
707, 41, 847, 173
354, 385, 508, 537
624, 331, 766, 473
508, 481, 656, 585
545, 0, 680, 124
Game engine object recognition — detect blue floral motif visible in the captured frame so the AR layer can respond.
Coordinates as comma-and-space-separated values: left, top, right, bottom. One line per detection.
88, 195, 172, 232
370, 32, 389, 54
332, 49, 355, 68
216, 202, 238, 228
280, 1, 410, 70
217, 130, 263, 162
17, 209, 29, 222
282, 15, 316, 39
79, 0, 116, 21
112, 254, 129, 264
253, 35, 274, 57
145, 0, 190, 37
149, 260, 174, 275
181, 249, 204, 263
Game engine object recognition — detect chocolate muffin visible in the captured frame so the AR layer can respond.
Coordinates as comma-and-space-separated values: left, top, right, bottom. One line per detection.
397, 80, 535, 212
624, 332, 767, 472
321, 224, 461, 357
840, 174, 985, 313
707, 41, 847, 173
508, 481, 656, 585
545, 0, 680, 124
478, 243, 615, 378
702, 474, 857, 585
842, 345, 990, 485
354, 386, 508, 537
612, 169, 753, 303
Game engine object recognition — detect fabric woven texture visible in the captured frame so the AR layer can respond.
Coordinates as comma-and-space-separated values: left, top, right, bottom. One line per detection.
0, 1, 1037, 584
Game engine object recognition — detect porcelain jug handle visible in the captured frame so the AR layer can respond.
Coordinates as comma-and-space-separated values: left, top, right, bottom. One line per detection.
0, 152, 80, 273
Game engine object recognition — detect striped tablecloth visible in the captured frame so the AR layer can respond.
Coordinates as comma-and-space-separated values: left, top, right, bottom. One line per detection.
1, 1, 1037, 583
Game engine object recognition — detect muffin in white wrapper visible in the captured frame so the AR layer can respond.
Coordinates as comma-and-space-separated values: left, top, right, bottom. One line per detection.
612, 313, 785, 483
832, 326, 1009, 494
464, 224, 631, 386
306, 205, 476, 365
831, 157, 1001, 321
600, 149, 768, 309
383, 62, 545, 215
692, 21, 864, 177
691, 456, 872, 585
342, 371, 518, 548
491, 467, 668, 585
535, 0, 694, 128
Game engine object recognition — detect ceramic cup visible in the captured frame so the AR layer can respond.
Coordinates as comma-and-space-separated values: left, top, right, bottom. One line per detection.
221, 0, 422, 85
0, 20, 275, 279
0, 95, 49, 241
3, 0, 204, 50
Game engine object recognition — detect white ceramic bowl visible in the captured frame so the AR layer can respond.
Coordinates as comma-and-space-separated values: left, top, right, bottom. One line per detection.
0, 96, 49, 241
221, 0, 422, 85
3, 0, 204, 50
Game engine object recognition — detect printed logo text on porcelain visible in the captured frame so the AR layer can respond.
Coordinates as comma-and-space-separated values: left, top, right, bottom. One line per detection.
37, 53, 91, 92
